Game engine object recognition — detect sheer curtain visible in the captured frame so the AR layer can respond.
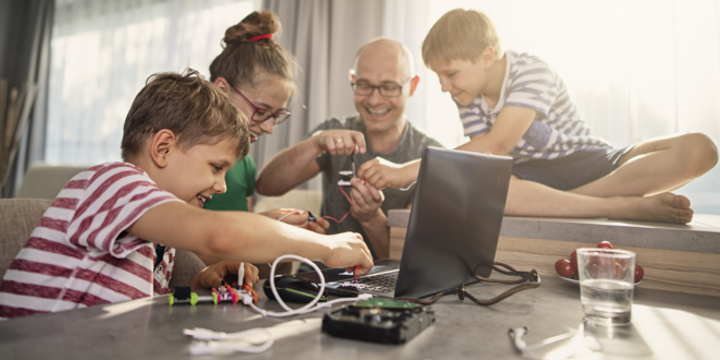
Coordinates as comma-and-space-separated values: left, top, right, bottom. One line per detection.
0, 0, 54, 197
385, 0, 720, 214
260, 0, 384, 191
46, 0, 256, 165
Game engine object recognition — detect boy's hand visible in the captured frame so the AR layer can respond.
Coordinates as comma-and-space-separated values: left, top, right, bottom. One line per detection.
313, 129, 367, 156
241, 262, 260, 286
323, 232, 374, 276
349, 178, 384, 223
190, 261, 259, 291
260, 208, 309, 228
357, 157, 410, 190
306, 215, 330, 234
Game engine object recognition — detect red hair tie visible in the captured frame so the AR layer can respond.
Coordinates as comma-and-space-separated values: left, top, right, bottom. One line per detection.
249, 34, 273, 41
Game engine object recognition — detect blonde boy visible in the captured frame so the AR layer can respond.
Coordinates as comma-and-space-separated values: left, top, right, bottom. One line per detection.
357, 9, 717, 224
0, 70, 372, 319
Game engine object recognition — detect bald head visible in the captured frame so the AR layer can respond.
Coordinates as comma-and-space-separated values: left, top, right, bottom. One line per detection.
351, 38, 419, 135
355, 38, 415, 81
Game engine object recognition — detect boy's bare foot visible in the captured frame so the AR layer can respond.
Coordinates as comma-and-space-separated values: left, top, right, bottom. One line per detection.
614, 193, 693, 224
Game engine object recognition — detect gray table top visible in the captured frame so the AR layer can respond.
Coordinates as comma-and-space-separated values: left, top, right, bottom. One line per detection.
1, 275, 718, 360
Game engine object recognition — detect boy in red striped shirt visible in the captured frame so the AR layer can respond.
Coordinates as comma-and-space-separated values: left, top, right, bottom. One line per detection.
0, 70, 373, 319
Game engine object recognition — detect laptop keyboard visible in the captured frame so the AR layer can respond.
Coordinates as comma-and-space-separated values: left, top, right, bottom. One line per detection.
354, 272, 398, 293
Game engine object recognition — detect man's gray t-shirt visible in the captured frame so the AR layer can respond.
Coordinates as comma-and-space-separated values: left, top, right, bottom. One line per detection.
311, 115, 444, 258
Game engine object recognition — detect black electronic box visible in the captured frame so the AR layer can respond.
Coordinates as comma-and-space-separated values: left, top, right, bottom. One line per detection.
322, 299, 435, 344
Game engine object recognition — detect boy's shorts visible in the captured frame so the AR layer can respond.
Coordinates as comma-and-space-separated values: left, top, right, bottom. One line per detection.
511, 146, 634, 191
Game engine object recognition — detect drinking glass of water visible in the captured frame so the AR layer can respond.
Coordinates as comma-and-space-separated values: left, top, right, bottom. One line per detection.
576, 248, 636, 325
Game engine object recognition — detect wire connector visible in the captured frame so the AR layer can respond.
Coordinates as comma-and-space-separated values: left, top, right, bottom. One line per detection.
457, 284, 465, 301
241, 292, 254, 306
186, 328, 274, 355
528, 269, 540, 283
184, 327, 227, 341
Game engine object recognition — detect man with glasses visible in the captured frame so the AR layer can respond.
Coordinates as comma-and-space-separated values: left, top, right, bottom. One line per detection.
256, 38, 443, 259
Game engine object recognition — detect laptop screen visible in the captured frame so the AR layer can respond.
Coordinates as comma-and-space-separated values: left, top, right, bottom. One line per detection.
393, 147, 513, 299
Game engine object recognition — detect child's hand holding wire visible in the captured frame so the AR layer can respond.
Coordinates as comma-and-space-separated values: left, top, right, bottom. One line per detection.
348, 178, 384, 223
190, 261, 259, 291
305, 212, 330, 234
261, 208, 309, 228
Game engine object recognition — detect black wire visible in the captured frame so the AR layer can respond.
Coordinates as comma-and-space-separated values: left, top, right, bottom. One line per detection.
474, 262, 529, 282
396, 263, 541, 306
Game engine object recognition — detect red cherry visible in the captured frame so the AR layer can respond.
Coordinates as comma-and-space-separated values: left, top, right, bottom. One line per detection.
570, 250, 578, 269
597, 241, 614, 249
635, 265, 644, 282
555, 259, 575, 279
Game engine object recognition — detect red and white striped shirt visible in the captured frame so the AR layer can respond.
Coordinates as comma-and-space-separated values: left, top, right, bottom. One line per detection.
0, 162, 183, 319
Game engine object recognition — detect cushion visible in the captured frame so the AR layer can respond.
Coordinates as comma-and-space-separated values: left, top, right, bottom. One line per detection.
0, 198, 53, 278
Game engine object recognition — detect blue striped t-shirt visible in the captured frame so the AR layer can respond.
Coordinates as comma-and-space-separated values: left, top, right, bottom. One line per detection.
458, 51, 611, 163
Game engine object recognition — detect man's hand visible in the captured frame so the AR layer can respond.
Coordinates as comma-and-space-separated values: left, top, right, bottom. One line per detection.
322, 232, 374, 277
349, 178, 384, 223
260, 208, 309, 228
357, 157, 411, 190
306, 215, 330, 234
190, 261, 259, 291
313, 129, 367, 156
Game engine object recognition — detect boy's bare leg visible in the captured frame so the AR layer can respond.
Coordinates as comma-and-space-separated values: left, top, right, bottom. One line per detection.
505, 176, 694, 224
570, 133, 718, 197
504, 133, 716, 223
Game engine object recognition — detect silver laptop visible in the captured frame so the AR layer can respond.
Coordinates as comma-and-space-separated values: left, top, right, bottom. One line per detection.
298, 147, 513, 299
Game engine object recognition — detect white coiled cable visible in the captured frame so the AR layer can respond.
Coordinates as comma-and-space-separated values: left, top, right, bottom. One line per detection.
184, 254, 371, 354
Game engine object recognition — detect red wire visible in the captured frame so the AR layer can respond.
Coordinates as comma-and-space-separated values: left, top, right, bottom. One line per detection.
322, 186, 353, 223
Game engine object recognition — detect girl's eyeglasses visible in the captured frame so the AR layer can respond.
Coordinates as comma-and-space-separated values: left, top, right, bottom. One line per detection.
231, 85, 291, 125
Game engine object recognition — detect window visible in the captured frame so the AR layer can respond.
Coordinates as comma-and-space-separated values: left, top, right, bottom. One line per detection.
396, 0, 720, 214
47, 0, 256, 164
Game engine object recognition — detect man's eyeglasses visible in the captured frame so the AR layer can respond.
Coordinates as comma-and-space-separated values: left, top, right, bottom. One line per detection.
231, 85, 291, 125
349, 70, 413, 98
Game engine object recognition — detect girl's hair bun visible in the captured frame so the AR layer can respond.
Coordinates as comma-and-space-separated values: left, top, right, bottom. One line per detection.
223, 10, 281, 45
210, 9, 296, 92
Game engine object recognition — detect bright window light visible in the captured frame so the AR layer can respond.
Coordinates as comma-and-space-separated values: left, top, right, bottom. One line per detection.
47, 0, 256, 164
410, 0, 720, 214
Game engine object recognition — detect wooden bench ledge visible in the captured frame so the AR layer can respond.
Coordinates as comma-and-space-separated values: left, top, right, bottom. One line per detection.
387, 209, 720, 297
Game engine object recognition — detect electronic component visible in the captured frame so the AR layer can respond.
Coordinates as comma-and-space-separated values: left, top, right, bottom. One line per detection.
338, 170, 353, 186
169, 286, 198, 306
168, 281, 257, 306
322, 299, 435, 344
337, 154, 356, 186
212, 283, 240, 304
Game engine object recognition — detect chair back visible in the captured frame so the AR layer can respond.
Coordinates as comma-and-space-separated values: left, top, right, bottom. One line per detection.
17, 164, 89, 199
0, 199, 52, 278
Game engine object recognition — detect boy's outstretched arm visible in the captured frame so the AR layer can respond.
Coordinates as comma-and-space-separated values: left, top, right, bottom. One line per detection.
127, 202, 374, 276
455, 106, 535, 155
357, 157, 422, 190
358, 106, 536, 189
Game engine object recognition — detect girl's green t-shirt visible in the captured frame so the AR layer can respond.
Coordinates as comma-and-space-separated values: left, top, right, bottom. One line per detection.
203, 156, 256, 211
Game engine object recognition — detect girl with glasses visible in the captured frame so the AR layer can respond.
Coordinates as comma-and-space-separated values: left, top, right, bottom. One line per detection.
203, 11, 330, 234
